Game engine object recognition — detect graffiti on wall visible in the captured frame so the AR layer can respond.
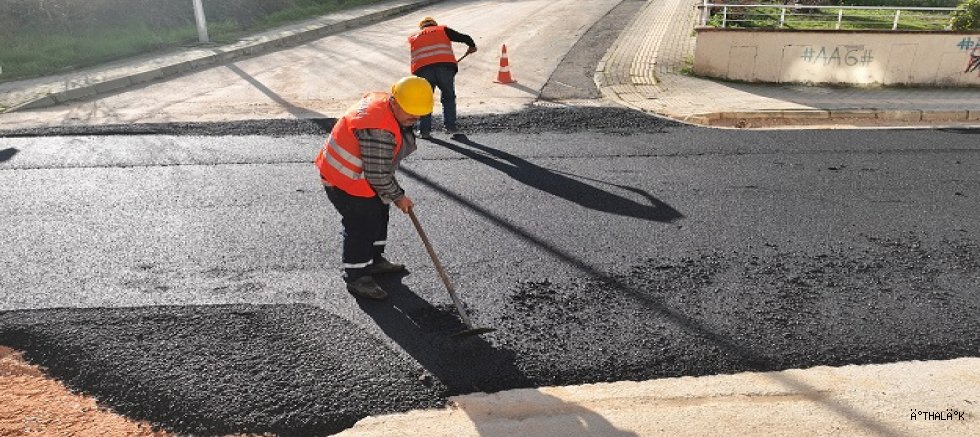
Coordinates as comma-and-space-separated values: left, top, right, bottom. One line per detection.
967, 48, 980, 74
800, 45, 873, 67
956, 37, 980, 75
956, 36, 979, 51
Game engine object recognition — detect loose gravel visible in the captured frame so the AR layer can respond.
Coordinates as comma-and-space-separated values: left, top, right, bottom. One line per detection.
0, 106, 680, 138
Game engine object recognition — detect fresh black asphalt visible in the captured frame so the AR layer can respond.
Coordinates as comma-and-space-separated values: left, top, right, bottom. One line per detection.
2, 0, 979, 433
1, 113, 978, 435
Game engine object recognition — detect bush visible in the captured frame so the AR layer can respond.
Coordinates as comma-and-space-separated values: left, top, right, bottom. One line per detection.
951, 0, 980, 30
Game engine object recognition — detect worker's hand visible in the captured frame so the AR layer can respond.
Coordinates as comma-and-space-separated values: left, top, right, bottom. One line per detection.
466, 46, 477, 55
394, 196, 414, 213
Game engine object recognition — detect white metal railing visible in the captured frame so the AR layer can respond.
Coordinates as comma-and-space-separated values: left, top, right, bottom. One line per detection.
697, 1, 959, 31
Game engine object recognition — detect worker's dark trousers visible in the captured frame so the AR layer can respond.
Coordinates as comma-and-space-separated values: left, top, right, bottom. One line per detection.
415, 64, 458, 133
324, 186, 389, 282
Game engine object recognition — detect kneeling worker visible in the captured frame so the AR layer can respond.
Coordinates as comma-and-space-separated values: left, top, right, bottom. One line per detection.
314, 76, 434, 299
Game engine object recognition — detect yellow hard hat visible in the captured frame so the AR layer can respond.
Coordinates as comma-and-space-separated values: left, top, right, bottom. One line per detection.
391, 76, 433, 116
419, 16, 437, 28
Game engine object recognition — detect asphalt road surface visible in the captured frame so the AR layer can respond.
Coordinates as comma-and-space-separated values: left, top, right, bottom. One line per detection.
1, 112, 978, 435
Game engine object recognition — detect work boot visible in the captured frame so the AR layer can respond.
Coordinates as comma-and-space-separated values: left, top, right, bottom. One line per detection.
364, 257, 407, 275
443, 125, 459, 135
417, 130, 432, 140
346, 276, 387, 300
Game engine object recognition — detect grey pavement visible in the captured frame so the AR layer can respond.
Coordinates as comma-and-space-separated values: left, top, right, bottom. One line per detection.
1, 0, 977, 435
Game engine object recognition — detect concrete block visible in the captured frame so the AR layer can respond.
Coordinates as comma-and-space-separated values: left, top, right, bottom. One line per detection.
159, 64, 186, 77
692, 112, 722, 120
56, 86, 98, 102
684, 115, 713, 125
126, 69, 167, 86
876, 110, 922, 122
12, 95, 57, 111
189, 54, 219, 69
93, 77, 132, 94
968, 111, 980, 121
215, 51, 239, 63
781, 109, 830, 119
720, 110, 784, 120
829, 109, 876, 119
921, 111, 968, 122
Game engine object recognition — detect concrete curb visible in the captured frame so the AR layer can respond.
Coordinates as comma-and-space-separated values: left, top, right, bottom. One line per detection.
681, 108, 980, 128
338, 357, 980, 436
4, 0, 443, 113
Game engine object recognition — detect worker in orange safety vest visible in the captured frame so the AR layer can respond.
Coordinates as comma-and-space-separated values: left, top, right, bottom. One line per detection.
408, 16, 476, 139
314, 76, 434, 299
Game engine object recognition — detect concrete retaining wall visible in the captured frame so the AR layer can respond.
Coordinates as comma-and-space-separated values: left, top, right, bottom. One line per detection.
694, 29, 980, 86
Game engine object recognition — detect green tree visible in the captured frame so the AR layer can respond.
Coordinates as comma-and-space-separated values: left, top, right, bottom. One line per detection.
951, 0, 980, 30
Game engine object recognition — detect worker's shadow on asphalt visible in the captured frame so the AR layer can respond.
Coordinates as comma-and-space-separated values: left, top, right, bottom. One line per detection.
429, 135, 682, 222
357, 275, 638, 436
357, 273, 528, 395
0, 148, 18, 163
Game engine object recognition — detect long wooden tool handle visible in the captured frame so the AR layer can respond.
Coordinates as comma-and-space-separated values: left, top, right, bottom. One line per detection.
408, 209, 475, 328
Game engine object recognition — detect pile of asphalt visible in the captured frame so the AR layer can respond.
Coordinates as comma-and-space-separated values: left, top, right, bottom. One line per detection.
460, 106, 680, 134
0, 305, 446, 436
1, 235, 977, 436
0, 106, 680, 138
496, 235, 980, 384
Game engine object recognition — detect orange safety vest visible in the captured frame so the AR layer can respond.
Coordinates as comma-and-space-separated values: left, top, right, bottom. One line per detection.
314, 93, 403, 197
408, 25, 456, 73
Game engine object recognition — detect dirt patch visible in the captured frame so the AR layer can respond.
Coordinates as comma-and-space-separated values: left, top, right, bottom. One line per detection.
0, 346, 169, 436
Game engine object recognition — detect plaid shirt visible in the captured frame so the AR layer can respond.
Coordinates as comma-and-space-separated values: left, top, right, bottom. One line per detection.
354, 127, 417, 203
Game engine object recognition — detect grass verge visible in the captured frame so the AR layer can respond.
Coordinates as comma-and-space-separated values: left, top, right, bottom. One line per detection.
0, 0, 380, 83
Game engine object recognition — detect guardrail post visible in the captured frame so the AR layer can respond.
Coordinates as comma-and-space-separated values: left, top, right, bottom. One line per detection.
193, 0, 209, 43
701, 0, 710, 26
836, 9, 843, 30
892, 10, 901, 30
780, 6, 786, 28
722, 6, 728, 28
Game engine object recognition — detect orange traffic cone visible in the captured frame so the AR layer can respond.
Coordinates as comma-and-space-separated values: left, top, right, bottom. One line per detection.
494, 44, 516, 84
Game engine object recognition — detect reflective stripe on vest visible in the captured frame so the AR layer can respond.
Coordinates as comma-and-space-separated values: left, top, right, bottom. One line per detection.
409, 26, 456, 73
322, 134, 362, 180
411, 43, 454, 64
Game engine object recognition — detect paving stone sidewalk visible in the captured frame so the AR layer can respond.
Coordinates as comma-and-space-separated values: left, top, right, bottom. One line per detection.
597, 0, 980, 127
